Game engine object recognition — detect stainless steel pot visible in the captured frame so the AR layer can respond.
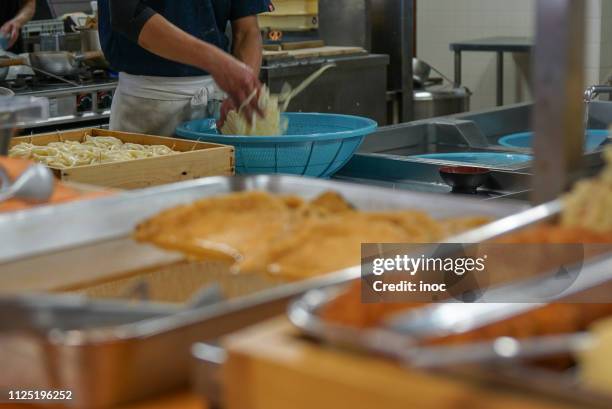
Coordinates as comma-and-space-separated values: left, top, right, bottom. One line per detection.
413, 85, 471, 120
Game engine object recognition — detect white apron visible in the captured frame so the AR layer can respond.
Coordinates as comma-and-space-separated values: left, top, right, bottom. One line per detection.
109, 72, 222, 136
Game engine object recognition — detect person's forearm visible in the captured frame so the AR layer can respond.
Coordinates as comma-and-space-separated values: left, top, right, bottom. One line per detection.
109, 1, 227, 75
15, 0, 35, 25
137, 14, 228, 75
108, 0, 261, 111
232, 26, 262, 76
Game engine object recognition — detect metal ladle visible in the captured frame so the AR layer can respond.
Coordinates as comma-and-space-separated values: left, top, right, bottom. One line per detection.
0, 163, 55, 204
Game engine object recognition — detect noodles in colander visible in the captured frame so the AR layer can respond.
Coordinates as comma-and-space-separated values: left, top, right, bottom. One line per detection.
220, 63, 336, 136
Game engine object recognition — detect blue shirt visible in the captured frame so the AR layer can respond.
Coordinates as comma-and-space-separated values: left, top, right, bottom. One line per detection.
98, 0, 269, 77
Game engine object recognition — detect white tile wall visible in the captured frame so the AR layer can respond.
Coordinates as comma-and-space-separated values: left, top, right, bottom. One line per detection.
599, 0, 612, 83
417, 0, 609, 111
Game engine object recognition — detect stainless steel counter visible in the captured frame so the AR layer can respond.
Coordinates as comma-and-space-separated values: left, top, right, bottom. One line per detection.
335, 100, 611, 197
15, 80, 117, 133
0, 175, 526, 408
334, 155, 531, 200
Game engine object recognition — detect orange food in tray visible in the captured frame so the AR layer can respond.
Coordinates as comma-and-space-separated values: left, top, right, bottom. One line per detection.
134, 190, 491, 279
321, 224, 612, 350
0, 157, 110, 213
320, 280, 426, 328
322, 278, 612, 341
134, 190, 298, 263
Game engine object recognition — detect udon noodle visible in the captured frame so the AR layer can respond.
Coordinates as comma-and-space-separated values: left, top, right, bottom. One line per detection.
220, 64, 336, 136
9, 135, 178, 169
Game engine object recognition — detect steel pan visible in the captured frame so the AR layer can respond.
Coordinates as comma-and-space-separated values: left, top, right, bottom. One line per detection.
0, 51, 104, 77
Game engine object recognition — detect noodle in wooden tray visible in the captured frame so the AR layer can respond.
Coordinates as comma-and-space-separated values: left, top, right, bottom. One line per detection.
9, 134, 178, 169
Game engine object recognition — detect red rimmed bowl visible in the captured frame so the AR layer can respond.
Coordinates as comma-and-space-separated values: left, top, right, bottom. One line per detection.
439, 166, 491, 194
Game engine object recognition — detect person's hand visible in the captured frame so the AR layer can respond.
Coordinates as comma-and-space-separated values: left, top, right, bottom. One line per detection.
217, 98, 237, 129
209, 53, 262, 121
0, 19, 23, 49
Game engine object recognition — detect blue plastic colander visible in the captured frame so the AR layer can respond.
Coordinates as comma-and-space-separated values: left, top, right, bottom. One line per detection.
176, 113, 377, 177
498, 130, 609, 153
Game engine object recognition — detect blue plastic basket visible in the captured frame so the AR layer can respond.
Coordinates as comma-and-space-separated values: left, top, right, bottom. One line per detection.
176, 113, 377, 177
498, 130, 609, 153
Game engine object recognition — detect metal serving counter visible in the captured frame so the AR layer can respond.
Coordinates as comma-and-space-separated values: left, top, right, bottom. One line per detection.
334, 155, 531, 200
334, 100, 611, 197
16, 80, 117, 133
0, 175, 527, 408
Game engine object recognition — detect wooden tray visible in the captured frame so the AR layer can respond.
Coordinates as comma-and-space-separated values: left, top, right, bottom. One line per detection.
263, 46, 366, 62
262, 50, 291, 61
258, 14, 318, 30
281, 40, 325, 50
222, 319, 588, 409
262, 0, 318, 15
10, 129, 235, 189
286, 46, 366, 59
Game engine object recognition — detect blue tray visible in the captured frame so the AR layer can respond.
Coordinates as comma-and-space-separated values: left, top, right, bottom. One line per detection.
412, 152, 533, 167
498, 130, 609, 153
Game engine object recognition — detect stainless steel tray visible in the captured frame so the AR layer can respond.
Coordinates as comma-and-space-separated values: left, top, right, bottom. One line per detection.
0, 175, 528, 407
289, 253, 612, 344
0, 175, 527, 264
287, 255, 612, 408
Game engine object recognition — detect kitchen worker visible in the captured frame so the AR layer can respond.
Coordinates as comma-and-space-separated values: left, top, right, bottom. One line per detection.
99, 0, 267, 136
0, 0, 35, 52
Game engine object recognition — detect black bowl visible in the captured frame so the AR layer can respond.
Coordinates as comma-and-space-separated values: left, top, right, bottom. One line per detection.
439, 166, 491, 194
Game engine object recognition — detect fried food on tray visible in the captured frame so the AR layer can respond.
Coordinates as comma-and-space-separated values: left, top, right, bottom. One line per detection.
319, 230, 612, 369
240, 213, 493, 278
238, 211, 445, 279
301, 190, 354, 216
320, 281, 425, 328
134, 191, 491, 279
322, 225, 612, 329
322, 281, 612, 354
134, 191, 302, 263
